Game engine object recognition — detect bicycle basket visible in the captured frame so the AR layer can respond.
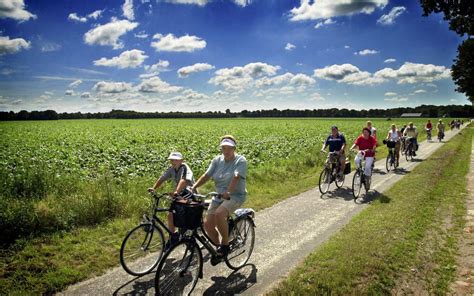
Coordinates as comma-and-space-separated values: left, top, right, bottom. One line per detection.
172, 200, 204, 230
386, 141, 396, 148
343, 161, 351, 175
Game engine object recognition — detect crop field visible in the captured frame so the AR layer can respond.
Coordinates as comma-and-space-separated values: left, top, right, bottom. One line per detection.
0, 117, 452, 293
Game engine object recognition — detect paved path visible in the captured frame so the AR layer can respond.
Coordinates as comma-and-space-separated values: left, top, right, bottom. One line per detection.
62, 125, 466, 296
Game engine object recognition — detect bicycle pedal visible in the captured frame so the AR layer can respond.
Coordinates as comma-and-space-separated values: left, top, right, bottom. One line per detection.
210, 256, 223, 266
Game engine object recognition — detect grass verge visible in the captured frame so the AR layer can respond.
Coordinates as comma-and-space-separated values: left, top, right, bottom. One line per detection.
269, 126, 472, 295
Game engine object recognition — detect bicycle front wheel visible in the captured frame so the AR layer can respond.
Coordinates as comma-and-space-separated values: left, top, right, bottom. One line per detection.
318, 168, 331, 194
385, 154, 393, 172
120, 223, 165, 276
335, 171, 345, 188
352, 170, 362, 200
225, 217, 255, 270
155, 240, 202, 296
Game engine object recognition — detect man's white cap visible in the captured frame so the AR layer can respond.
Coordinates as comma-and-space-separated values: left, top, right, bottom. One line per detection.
168, 152, 183, 160
220, 138, 236, 147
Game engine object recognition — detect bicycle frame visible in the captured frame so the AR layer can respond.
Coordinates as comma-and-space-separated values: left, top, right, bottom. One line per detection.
144, 193, 174, 237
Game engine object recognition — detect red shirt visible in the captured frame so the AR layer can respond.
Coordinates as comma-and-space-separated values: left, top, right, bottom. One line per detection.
354, 135, 377, 157
426, 123, 432, 129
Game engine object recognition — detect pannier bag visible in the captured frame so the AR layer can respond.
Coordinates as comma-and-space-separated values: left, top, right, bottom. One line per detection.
172, 200, 204, 230
386, 141, 396, 148
343, 161, 351, 175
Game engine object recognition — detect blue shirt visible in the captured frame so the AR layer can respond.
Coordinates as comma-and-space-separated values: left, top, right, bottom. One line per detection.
325, 133, 346, 152
205, 154, 247, 204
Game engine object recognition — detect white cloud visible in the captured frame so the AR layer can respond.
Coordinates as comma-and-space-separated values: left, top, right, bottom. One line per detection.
151, 33, 206, 52
140, 60, 170, 78
138, 76, 182, 93
290, 73, 315, 85
167, 89, 209, 107
80, 92, 91, 98
162, 0, 252, 7
135, 31, 148, 38
0, 0, 37, 22
285, 42, 296, 51
314, 18, 335, 29
374, 62, 451, 84
384, 92, 397, 96
377, 6, 406, 25
413, 89, 426, 94
88, 10, 103, 20
384, 58, 396, 63
178, 63, 215, 78
94, 49, 148, 68
313, 63, 384, 85
209, 62, 280, 90
255, 72, 294, 87
69, 79, 82, 88
41, 41, 61, 52
355, 49, 379, 55
84, 19, 138, 49
68, 13, 87, 23
384, 97, 408, 102
344, 45, 350, 49
93, 81, 132, 93
308, 92, 325, 101
289, 0, 387, 22
449, 99, 458, 102
122, 0, 134, 20
65, 90, 75, 96
0, 36, 30, 55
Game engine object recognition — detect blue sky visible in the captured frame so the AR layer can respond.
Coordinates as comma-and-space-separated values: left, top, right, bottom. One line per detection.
0, 0, 470, 113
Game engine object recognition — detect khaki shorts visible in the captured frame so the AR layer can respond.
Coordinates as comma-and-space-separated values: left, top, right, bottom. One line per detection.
206, 199, 243, 216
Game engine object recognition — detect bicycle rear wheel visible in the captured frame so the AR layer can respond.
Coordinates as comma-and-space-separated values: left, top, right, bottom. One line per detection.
155, 240, 202, 296
352, 170, 362, 200
120, 223, 165, 276
225, 217, 255, 270
335, 171, 345, 188
318, 168, 331, 194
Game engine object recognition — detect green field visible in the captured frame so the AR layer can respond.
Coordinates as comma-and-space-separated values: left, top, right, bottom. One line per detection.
0, 118, 445, 293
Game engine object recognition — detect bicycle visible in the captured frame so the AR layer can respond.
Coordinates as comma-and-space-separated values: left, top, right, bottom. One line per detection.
426, 128, 432, 141
318, 151, 345, 194
437, 131, 444, 142
400, 136, 407, 155
383, 139, 399, 172
120, 191, 174, 276
351, 150, 372, 200
154, 192, 256, 296
404, 137, 415, 161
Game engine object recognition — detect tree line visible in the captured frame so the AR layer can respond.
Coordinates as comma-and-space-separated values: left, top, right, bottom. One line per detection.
1, 104, 473, 121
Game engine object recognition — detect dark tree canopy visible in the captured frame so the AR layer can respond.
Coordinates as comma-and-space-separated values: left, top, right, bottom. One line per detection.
420, 0, 474, 36
452, 39, 474, 102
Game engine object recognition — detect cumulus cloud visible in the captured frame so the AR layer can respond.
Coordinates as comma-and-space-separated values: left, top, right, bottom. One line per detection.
308, 92, 325, 101
0, 36, 30, 55
140, 60, 170, 78
0, 0, 36, 22
289, 73, 316, 85
69, 79, 82, 88
314, 18, 335, 29
88, 10, 103, 19
384, 58, 396, 63
313, 63, 384, 85
355, 49, 379, 55
135, 31, 148, 39
178, 63, 215, 78
65, 90, 75, 96
41, 41, 61, 52
151, 33, 206, 52
167, 89, 209, 107
122, 0, 134, 20
93, 81, 133, 93
80, 92, 91, 98
413, 89, 426, 94
84, 19, 138, 49
289, 0, 387, 22
94, 49, 148, 68
68, 10, 103, 23
374, 62, 451, 84
285, 42, 296, 51
377, 6, 406, 25
209, 62, 280, 90
162, 0, 252, 7
138, 76, 182, 93
384, 92, 397, 96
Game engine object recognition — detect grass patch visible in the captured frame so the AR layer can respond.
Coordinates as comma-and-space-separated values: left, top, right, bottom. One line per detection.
269, 126, 472, 295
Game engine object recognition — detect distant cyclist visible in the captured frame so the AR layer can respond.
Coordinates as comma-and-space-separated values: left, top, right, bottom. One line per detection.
367, 121, 377, 140
403, 122, 419, 156
350, 127, 377, 179
148, 152, 195, 249
321, 126, 346, 179
425, 120, 432, 139
385, 124, 401, 166
437, 119, 445, 140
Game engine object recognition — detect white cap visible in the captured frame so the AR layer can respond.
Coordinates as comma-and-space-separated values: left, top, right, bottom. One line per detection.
168, 152, 183, 160
220, 138, 236, 147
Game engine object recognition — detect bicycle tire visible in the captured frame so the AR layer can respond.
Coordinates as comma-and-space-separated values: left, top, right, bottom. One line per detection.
318, 168, 331, 194
352, 170, 362, 200
120, 223, 165, 276
385, 154, 391, 172
335, 169, 345, 188
225, 217, 255, 270
155, 240, 202, 296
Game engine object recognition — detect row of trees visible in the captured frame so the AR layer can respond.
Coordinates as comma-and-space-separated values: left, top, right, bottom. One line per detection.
1, 105, 473, 121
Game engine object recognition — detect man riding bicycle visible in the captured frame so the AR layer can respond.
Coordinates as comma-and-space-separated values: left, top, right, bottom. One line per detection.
321, 125, 346, 179
148, 152, 195, 249
385, 124, 401, 166
437, 119, 445, 139
403, 122, 419, 156
350, 127, 376, 179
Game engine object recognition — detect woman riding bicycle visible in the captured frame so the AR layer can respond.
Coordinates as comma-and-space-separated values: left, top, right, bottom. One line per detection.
385, 124, 401, 166
350, 127, 377, 178
192, 135, 247, 258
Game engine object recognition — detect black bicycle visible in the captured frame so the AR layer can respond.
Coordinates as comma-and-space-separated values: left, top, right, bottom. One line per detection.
120, 191, 174, 276
154, 192, 256, 295
404, 137, 415, 161
383, 139, 399, 172
426, 128, 432, 141
437, 130, 444, 142
351, 150, 371, 201
318, 151, 345, 194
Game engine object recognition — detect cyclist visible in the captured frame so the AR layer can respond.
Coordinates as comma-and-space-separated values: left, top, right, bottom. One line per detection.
437, 119, 445, 140
350, 127, 377, 180
367, 121, 377, 140
425, 120, 433, 139
403, 122, 419, 156
385, 124, 401, 166
192, 135, 247, 258
148, 152, 195, 249
321, 126, 346, 179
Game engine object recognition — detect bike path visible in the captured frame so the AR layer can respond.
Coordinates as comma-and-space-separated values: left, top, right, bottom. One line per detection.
61, 126, 466, 296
